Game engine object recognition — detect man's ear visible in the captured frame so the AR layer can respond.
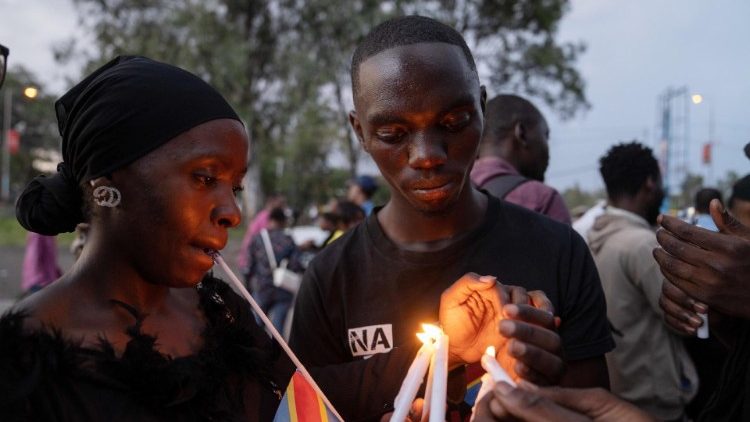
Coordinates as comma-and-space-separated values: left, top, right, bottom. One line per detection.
513, 121, 528, 148
349, 110, 368, 152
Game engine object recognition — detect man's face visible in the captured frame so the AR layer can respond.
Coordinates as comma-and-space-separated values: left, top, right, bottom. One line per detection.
518, 117, 550, 182
350, 43, 485, 215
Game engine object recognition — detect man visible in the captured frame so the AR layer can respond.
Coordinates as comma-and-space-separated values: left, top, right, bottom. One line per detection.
471, 95, 571, 224
728, 174, 750, 227
694, 187, 723, 231
347, 174, 378, 216
588, 142, 696, 420
290, 16, 613, 421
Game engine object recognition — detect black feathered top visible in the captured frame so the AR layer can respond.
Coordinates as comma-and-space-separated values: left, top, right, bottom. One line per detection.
0, 275, 293, 421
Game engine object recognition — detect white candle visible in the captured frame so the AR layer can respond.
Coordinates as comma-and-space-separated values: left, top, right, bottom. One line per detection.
390, 331, 436, 422
470, 374, 495, 422
697, 313, 709, 339
481, 346, 516, 387
420, 349, 435, 422
428, 331, 448, 422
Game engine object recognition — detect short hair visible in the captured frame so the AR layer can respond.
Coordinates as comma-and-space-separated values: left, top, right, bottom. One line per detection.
729, 174, 750, 209
482, 95, 545, 145
351, 15, 477, 100
336, 201, 365, 226
694, 188, 722, 213
599, 142, 660, 199
269, 207, 287, 224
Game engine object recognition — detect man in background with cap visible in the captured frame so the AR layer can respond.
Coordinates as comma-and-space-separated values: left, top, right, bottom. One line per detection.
347, 175, 378, 216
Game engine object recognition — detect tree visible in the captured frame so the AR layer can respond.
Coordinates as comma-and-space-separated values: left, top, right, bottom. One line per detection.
0, 66, 59, 201
58, 0, 587, 214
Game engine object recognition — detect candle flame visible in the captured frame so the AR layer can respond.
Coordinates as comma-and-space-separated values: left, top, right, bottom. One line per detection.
486, 346, 496, 357
416, 323, 443, 344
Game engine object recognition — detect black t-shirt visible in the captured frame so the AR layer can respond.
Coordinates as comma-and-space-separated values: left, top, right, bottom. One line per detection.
289, 194, 614, 421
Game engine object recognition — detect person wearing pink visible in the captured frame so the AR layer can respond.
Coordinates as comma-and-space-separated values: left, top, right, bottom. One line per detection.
236, 194, 285, 273
471, 95, 571, 224
21, 232, 62, 293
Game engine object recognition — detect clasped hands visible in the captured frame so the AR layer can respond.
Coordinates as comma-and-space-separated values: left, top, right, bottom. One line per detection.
440, 272, 564, 386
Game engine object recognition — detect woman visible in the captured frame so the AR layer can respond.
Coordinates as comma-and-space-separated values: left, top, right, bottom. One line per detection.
246, 207, 303, 331
1, 56, 292, 421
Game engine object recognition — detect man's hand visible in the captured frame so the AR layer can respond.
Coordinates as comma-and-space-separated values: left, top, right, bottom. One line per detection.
653, 199, 750, 320
440, 273, 564, 385
473, 382, 655, 422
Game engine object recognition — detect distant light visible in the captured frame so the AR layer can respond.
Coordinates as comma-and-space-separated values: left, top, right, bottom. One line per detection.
691, 94, 703, 105
23, 86, 38, 99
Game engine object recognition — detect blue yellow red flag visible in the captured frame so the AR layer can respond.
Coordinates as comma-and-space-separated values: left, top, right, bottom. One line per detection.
273, 371, 342, 422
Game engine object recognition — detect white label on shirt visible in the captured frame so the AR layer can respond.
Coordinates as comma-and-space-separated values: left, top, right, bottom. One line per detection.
348, 324, 393, 357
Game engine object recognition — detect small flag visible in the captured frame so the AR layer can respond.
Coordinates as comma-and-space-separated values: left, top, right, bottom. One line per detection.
463, 362, 485, 407
273, 371, 342, 422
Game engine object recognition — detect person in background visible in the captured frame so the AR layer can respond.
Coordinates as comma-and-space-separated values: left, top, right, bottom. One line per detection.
572, 199, 606, 243
728, 174, 750, 227
247, 207, 303, 331
324, 200, 365, 246
346, 175, 378, 216
588, 142, 696, 421
237, 193, 286, 277
471, 95, 571, 224
693, 188, 723, 231
21, 232, 62, 295
69, 222, 90, 260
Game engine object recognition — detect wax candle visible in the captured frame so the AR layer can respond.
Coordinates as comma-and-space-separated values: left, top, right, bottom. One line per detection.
481, 346, 516, 387
697, 313, 709, 339
470, 374, 495, 422
390, 327, 437, 422
428, 330, 448, 422
420, 348, 435, 422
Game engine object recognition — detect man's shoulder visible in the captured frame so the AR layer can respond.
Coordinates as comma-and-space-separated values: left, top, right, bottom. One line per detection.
492, 196, 573, 238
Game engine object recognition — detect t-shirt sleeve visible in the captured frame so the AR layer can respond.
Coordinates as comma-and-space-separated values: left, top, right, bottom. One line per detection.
290, 267, 420, 421
558, 230, 615, 361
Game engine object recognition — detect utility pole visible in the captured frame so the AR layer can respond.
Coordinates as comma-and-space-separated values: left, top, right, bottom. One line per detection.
656, 86, 690, 211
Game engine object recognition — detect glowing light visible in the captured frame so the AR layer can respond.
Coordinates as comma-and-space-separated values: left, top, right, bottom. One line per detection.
486, 345, 496, 357
416, 323, 442, 344
691, 94, 703, 105
23, 86, 38, 99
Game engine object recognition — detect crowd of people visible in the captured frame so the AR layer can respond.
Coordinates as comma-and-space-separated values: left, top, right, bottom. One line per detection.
1, 14, 750, 422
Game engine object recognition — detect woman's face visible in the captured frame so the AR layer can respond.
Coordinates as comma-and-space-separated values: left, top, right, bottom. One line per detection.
108, 118, 248, 287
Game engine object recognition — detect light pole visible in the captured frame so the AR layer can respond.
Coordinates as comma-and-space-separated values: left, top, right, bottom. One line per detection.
2, 85, 37, 202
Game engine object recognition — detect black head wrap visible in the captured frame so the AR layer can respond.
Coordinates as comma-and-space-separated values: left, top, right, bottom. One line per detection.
16, 56, 241, 235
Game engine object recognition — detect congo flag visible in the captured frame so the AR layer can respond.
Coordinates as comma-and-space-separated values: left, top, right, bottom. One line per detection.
273, 371, 341, 422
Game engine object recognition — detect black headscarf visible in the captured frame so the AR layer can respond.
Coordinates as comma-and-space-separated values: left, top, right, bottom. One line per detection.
16, 56, 241, 235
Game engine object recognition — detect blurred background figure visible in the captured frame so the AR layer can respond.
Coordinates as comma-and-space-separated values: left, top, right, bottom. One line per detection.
693, 188, 723, 231
728, 174, 750, 227
20, 232, 61, 295
588, 142, 696, 421
0, 43, 8, 89
471, 94, 571, 224
346, 175, 378, 216
246, 206, 303, 331
325, 200, 364, 246
237, 193, 286, 279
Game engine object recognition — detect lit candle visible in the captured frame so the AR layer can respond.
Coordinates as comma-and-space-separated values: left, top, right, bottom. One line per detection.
470, 374, 495, 422
481, 346, 516, 387
420, 348, 435, 422
428, 329, 448, 422
390, 325, 437, 422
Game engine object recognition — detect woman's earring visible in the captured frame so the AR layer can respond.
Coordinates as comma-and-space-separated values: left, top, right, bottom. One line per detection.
93, 186, 121, 207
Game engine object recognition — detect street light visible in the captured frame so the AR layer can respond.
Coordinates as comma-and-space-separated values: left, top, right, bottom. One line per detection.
2, 84, 38, 202
691, 92, 715, 184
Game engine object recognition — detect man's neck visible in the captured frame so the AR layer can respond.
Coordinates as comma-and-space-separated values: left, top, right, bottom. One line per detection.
377, 186, 487, 251
608, 197, 647, 221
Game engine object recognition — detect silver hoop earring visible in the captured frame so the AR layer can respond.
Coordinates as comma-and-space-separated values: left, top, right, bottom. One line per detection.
93, 186, 121, 207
